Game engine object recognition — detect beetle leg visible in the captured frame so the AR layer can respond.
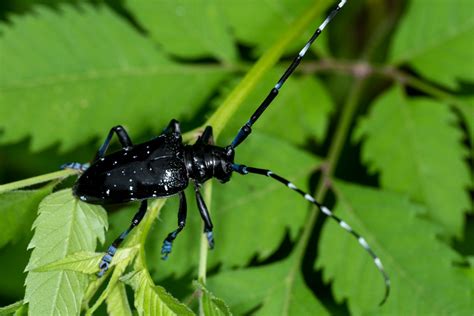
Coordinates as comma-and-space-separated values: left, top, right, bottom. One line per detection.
98, 200, 147, 277
94, 125, 133, 161
196, 126, 214, 145
163, 119, 181, 136
194, 184, 215, 249
161, 191, 187, 260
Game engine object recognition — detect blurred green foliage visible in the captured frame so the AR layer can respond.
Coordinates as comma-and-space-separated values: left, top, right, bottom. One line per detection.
0, 0, 472, 315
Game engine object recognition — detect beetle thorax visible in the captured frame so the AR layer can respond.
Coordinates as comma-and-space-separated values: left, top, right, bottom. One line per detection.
184, 144, 234, 183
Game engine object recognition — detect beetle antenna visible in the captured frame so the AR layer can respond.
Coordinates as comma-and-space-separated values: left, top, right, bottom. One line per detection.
233, 163, 390, 305
230, 0, 347, 149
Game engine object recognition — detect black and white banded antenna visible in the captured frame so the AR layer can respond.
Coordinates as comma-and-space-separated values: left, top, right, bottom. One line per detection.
230, 0, 347, 149
232, 164, 390, 305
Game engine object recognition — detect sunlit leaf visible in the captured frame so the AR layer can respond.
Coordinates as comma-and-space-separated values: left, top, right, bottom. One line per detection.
24, 189, 107, 316
195, 281, 232, 316
122, 269, 194, 316
106, 282, 133, 316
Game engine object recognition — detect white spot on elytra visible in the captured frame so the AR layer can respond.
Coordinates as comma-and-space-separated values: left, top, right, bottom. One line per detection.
106, 189, 110, 196
152, 194, 157, 197
133, 155, 138, 159
100, 158, 105, 161
164, 184, 168, 191
147, 151, 150, 154
321, 206, 332, 216
358, 237, 369, 249
133, 171, 136, 174
339, 221, 352, 231
129, 179, 133, 182
113, 184, 117, 188
113, 161, 117, 165
149, 168, 153, 171
107, 173, 111, 176
129, 186, 133, 191
80, 195, 87, 201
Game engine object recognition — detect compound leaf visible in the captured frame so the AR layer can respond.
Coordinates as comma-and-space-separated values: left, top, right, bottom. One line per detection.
122, 269, 194, 316
316, 181, 472, 315
24, 189, 107, 316
354, 85, 471, 236
0, 4, 230, 151
389, 0, 474, 88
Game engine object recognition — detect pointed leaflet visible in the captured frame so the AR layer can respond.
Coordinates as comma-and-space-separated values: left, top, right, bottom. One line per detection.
125, 0, 236, 62
0, 186, 52, 248
122, 270, 194, 316
25, 189, 107, 316
354, 85, 470, 236
106, 282, 133, 316
194, 281, 232, 316
0, 301, 24, 315
0, 4, 229, 151
389, 0, 474, 89
208, 256, 328, 316
316, 181, 472, 315
147, 132, 320, 277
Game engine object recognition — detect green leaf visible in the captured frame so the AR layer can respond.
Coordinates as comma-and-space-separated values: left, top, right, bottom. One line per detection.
316, 181, 472, 315
106, 282, 133, 316
148, 132, 320, 277
0, 185, 52, 248
122, 269, 194, 316
0, 4, 230, 151
24, 189, 108, 316
0, 300, 23, 315
216, 0, 331, 55
354, 85, 471, 236
194, 281, 232, 316
33, 247, 138, 274
389, 0, 474, 89
125, 0, 237, 62
208, 256, 328, 315
457, 96, 474, 162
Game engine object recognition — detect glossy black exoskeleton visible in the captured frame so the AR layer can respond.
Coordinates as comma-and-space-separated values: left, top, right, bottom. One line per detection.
67, 0, 390, 304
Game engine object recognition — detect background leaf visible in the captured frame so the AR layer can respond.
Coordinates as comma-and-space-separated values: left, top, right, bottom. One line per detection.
389, 0, 474, 89
125, 0, 237, 63
0, 4, 230, 151
354, 85, 471, 237
0, 185, 51, 248
317, 181, 472, 315
106, 282, 133, 316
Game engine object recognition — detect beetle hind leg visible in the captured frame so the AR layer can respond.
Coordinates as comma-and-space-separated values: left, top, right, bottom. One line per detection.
161, 191, 187, 260
98, 200, 148, 277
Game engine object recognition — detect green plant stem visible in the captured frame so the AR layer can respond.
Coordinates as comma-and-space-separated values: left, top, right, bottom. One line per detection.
293, 79, 365, 260
206, 0, 331, 139
0, 169, 78, 194
198, 182, 213, 316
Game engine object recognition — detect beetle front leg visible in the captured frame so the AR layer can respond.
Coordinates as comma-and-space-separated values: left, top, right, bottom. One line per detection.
161, 191, 187, 260
98, 200, 147, 277
94, 125, 133, 161
194, 184, 214, 249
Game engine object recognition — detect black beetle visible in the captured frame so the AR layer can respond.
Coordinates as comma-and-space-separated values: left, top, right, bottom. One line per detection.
66, 0, 390, 304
